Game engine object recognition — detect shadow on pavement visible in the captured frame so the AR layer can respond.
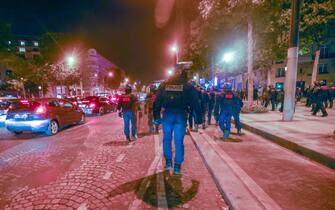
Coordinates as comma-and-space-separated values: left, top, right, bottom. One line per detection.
108, 171, 199, 208
103, 141, 129, 146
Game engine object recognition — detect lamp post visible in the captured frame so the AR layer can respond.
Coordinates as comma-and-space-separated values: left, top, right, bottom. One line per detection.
167, 68, 174, 77
170, 44, 179, 64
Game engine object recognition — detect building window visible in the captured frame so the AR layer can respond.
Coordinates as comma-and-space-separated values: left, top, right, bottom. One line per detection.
318, 64, 328, 74
33, 41, 39, 47
19, 47, 26, 53
20, 41, 25, 46
275, 68, 286, 78
319, 45, 329, 59
8, 41, 11, 45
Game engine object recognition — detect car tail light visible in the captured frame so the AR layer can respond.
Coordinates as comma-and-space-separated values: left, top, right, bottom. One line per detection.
89, 103, 96, 108
35, 106, 46, 114
82, 100, 89, 103
74, 102, 77, 105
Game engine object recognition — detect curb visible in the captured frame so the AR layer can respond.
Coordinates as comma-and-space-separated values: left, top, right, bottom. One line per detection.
240, 121, 335, 170
189, 131, 282, 210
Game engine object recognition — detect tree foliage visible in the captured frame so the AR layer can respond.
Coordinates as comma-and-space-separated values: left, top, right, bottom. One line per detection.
185, 0, 335, 76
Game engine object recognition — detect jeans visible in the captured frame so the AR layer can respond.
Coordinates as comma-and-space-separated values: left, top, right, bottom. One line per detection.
219, 111, 232, 132
233, 112, 241, 130
208, 105, 214, 124
162, 109, 187, 164
123, 111, 136, 138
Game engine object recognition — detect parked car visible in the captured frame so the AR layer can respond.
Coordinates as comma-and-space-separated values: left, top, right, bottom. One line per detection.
5, 98, 85, 136
0, 99, 21, 127
78, 96, 114, 115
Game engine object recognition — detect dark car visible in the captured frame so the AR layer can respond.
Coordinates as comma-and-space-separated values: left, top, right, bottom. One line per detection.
78, 96, 114, 115
5, 98, 85, 136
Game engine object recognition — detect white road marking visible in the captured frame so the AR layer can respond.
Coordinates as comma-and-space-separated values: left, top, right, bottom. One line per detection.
103, 171, 113, 180
128, 134, 164, 210
116, 153, 126, 163
77, 202, 88, 210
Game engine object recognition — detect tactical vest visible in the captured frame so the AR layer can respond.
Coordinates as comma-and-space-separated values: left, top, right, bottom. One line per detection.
120, 94, 133, 111
223, 92, 234, 105
163, 84, 184, 109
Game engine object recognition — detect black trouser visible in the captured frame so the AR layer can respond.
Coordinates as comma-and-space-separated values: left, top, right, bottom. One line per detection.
313, 101, 327, 115
271, 99, 276, 111
264, 100, 269, 108
330, 98, 334, 108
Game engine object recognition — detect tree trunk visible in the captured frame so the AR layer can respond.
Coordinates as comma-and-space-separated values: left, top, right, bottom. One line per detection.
247, 17, 254, 106
311, 49, 320, 87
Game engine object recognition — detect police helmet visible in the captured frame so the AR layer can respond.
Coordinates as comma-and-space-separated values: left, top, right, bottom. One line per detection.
125, 85, 132, 94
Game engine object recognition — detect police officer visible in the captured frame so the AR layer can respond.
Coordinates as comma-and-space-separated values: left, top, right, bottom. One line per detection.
214, 89, 222, 125
269, 86, 277, 111
154, 70, 201, 175
145, 86, 158, 134
117, 85, 138, 143
219, 83, 235, 139
312, 81, 328, 117
329, 84, 335, 108
208, 89, 215, 125
200, 88, 210, 129
233, 91, 243, 135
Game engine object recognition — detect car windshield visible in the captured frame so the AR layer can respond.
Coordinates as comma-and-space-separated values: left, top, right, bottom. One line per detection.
10, 100, 40, 111
84, 97, 98, 101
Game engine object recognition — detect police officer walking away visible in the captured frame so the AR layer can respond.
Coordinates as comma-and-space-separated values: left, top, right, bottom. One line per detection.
117, 85, 138, 143
208, 89, 216, 125
154, 70, 201, 175
219, 83, 235, 139
233, 91, 244, 135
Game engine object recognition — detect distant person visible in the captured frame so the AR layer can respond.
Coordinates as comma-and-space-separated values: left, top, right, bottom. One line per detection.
269, 86, 277, 111
201, 88, 210, 129
214, 89, 222, 126
312, 81, 328, 117
219, 84, 235, 139
117, 85, 138, 143
277, 90, 284, 112
208, 89, 216, 125
233, 91, 243, 135
145, 87, 158, 134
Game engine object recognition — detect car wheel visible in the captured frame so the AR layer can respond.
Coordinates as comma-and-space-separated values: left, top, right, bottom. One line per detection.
46, 120, 59, 136
13, 131, 23, 135
98, 107, 104, 116
78, 114, 86, 124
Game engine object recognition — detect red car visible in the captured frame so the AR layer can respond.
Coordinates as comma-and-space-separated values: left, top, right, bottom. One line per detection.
5, 98, 85, 136
78, 96, 115, 115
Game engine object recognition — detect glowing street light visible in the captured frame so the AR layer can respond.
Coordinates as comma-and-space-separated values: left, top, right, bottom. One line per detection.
167, 68, 174, 76
125, 78, 129, 83
170, 43, 179, 64
108, 72, 113, 77
94, 73, 98, 77
222, 52, 235, 63
66, 55, 76, 66
193, 75, 198, 80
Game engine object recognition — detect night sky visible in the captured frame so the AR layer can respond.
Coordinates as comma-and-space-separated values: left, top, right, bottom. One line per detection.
0, 0, 198, 82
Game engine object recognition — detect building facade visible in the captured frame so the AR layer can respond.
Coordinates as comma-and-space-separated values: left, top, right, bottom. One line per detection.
6, 35, 41, 59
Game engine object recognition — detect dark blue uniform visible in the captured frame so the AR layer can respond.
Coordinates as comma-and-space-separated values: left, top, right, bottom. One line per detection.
233, 93, 243, 134
201, 90, 210, 128
208, 91, 215, 124
219, 90, 235, 139
214, 91, 222, 125
154, 73, 201, 174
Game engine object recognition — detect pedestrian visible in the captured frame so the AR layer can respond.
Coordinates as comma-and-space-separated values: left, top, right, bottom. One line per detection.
154, 70, 201, 175
262, 87, 270, 108
144, 87, 158, 134
117, 85, 139, 143
329, 84, 335, 108
188, 84, 201, 132
219, 83, 235, 139
312, 81, 328, 117
253, 86, 258, 104
277, 90, 284, 112
233, 91, 243, 135
321, 82, 330, 109
214, 89, 222, 126
201, 88, 210, 129
208, 89, 215, 125
269, 86, 277, 111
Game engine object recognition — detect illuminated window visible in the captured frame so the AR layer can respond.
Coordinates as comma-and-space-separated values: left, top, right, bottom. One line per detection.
19, 47, 26, 53
8, 41, 11, 45
275, 68, 286, 78
318, 64, 328, 74
33, 41, 39, 47
20, 41, 25, 46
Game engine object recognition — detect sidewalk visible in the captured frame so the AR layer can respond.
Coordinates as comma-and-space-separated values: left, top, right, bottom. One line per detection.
190, 126, 335, 210
240, 103, 335, 169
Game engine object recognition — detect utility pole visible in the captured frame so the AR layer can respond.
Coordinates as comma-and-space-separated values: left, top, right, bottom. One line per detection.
247, 17, 254, 107
283, 0, 301, 121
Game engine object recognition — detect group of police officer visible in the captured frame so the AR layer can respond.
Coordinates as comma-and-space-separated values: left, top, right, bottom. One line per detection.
117, 70, 244, 176
305, 81, 335, 117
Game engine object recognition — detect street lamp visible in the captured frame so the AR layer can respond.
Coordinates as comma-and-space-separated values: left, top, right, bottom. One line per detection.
222, 52, 235, 63
125, 78, 129, 83
66, 55, 76, 67
108, 72, 113, 77
170, 44, 179, 64
167, 68, 174, 76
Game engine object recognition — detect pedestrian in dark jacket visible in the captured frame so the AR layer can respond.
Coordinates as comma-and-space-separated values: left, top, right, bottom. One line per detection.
269, 86, 277, 111
233, 91, 243, 135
